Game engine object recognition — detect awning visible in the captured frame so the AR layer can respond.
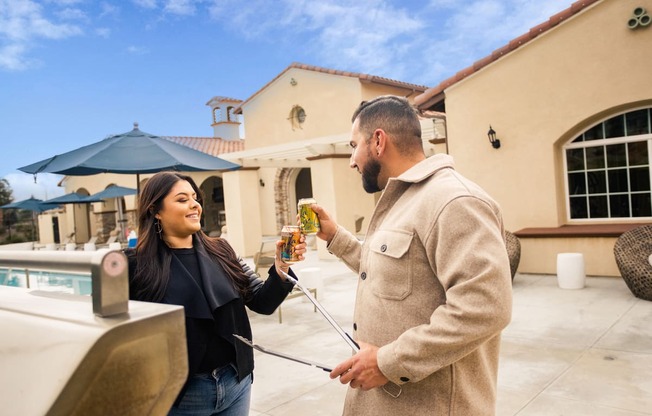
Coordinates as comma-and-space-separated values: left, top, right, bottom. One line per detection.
219, 134, 351, 168
219, 118, 445, 169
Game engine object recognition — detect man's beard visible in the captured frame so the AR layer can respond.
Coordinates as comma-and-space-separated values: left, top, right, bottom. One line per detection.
361, 154, 381, 194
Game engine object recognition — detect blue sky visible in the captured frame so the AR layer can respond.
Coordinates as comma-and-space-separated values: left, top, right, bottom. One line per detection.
1, 0, 573, 201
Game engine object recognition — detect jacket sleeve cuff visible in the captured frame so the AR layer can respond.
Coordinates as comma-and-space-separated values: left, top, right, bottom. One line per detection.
327, 225, 357, 257
377, 343, 413, 385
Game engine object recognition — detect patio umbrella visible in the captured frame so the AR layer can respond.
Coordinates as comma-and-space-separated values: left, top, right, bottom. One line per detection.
18, 123, 240, 193
42, 192, 103, 205
0, 197, 52, 213
0, 197, 53, 241
83, 186, 138, 241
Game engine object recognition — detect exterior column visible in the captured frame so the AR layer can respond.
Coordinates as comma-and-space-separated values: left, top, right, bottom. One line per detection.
222, 169, 262, 257
309, 156, 376, 259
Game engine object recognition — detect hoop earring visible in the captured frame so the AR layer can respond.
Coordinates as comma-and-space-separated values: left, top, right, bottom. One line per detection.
155, 218, 163, 238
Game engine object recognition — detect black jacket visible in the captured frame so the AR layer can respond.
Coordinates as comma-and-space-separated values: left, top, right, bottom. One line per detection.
125, 241, 294, 400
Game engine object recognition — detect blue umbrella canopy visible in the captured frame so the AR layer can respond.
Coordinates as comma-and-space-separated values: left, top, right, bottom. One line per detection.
0, 197, 52, 213
42, 192, 103, 205
83, 185, 137, 202
19, 123, 240, 177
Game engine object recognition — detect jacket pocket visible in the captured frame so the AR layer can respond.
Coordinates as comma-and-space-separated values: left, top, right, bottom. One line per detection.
368, 229, 413, 300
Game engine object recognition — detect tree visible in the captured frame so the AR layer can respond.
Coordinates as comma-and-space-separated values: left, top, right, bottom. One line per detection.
0, 178, 12, 206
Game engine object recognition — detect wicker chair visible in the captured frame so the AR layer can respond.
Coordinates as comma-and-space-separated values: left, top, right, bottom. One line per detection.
505, 231, 521, 281
614, 224, 652, 301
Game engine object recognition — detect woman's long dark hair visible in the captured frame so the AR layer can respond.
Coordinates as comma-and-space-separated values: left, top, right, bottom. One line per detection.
129, 171, 251, 302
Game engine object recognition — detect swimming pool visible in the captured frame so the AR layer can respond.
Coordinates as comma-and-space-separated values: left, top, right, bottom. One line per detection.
0, 268, 92, 295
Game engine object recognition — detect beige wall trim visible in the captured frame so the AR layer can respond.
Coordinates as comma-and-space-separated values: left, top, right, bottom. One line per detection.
515, 223, 648, 238
306, 154, 350, 161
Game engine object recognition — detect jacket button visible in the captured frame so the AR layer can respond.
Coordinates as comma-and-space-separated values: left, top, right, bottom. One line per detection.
380, 244, 387, 252
400, 377, 410, 382
353, 323, 357, 330
360, 272, 367, 280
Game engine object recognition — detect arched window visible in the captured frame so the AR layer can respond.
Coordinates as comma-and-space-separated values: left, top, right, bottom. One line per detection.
227, 106, 236, 122
564, 107, 651, 220
213, 107, 221, 123
289, 105, 306, 130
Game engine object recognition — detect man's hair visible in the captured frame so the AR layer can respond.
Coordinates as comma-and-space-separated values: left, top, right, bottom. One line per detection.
352, 95, 422, 155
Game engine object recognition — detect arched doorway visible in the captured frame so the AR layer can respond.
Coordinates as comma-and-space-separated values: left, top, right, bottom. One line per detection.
200, 176, 226, 236
274, 167, 313, 232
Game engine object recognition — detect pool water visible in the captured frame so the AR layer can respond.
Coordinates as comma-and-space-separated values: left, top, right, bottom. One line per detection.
0, 268, 92, 295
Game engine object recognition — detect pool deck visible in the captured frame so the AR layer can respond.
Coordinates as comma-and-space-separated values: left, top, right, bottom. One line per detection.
242, 250, 652, 416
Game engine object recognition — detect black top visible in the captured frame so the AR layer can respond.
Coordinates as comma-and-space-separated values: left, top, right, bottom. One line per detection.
171, 247, 235, 373
125, 237, 295, 403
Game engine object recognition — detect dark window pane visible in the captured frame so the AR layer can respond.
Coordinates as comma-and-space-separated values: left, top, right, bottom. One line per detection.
566, 148, 585, 171
609, 194, 630, 217
585, 146, 605, 169
605, 115, 625, 138
568, 172, 586, 195
587, 171, 606, 194
608, 169, 629, 192
570, 196, 588, 218
607, 144, 627, 167
584, 124, 603, 141
630, 167, 651, 191
631, 193, 651, 217
628, 141, 649, 166
626, 109, 649, 136
571, 135, 583, 143
589, 196, 608, 218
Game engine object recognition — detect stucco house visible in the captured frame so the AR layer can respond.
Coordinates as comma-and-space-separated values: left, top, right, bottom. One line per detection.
413, 0, 651, 276
38, 0, 649, 278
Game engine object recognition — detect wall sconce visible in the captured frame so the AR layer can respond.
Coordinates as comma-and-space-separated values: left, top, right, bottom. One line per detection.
290, 78, 297, 86
259, 179, 265, 187
487, 125, 501, 149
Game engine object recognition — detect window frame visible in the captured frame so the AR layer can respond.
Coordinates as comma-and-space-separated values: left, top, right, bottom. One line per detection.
563, 107, 652, 222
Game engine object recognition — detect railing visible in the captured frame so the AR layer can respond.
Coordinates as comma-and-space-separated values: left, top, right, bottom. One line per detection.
0, 249, 128, 317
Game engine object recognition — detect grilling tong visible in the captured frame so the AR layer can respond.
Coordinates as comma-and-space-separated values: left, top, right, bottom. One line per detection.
234, 270, 402, 397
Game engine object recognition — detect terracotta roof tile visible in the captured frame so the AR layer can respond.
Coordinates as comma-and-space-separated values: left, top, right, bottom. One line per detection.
162, 136, 244, 157
205, 96, 243, 105
234, 62, 429, 113
414, 0, 600, 109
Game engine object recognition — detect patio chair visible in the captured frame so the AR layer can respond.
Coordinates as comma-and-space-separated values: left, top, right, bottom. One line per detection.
253, 239, 276, 274
614, 224, 652, 301
505, 230, 521, 281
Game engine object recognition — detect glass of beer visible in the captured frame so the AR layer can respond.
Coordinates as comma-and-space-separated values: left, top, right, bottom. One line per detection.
298, 198, 320, 234
280, 225, 302, 263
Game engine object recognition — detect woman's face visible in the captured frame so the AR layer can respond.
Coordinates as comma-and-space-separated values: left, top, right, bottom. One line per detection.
155, 179, 202, 240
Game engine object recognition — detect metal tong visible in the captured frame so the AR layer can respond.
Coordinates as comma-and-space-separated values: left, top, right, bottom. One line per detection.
280, 270, 402, 398
233, 334, 332, 372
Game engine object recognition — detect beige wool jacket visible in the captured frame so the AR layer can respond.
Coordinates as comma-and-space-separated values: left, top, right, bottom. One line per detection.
328, 154, 513, 416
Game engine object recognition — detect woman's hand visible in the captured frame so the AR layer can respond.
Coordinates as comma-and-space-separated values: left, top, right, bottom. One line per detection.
274, 235, 307, 279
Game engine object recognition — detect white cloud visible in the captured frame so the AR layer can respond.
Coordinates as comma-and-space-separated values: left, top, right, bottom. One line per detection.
3, 173, 66, 202
164, 0, 196, 16
126, 45, 149, 54
55, 7, 88, 21
132, 0, 157, 9
0, 0, 82, 70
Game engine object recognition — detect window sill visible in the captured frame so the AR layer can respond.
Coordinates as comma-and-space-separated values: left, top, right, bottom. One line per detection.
513, 223, 649, 238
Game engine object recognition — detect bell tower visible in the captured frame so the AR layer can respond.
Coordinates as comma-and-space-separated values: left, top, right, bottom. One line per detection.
206, 96, 243, 141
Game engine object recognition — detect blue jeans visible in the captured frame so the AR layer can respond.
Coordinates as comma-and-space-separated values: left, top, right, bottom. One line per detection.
169, 365, 252, 416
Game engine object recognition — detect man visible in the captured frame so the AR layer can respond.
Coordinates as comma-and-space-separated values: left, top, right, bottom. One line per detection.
312, 95, 512, 415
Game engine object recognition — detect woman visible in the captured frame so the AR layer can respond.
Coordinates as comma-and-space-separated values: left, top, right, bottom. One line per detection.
125, 171, 304, 415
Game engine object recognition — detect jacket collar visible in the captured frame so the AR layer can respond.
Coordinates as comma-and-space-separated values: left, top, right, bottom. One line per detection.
392, 154, 455, 185
163, 237, 239, 319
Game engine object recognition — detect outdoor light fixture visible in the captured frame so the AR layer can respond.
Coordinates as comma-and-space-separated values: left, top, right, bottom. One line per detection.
259, 179, 265, 187
487, 125, 501, 149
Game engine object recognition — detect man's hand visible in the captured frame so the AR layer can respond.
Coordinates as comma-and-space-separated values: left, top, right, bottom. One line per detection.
329, 341, 389, 391
310, 204, 337, 244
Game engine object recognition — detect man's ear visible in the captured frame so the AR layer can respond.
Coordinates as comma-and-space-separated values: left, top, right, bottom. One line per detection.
375, 129, 387, 156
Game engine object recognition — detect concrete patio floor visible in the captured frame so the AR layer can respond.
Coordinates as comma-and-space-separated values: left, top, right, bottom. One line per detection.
242, 249, 652, 416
